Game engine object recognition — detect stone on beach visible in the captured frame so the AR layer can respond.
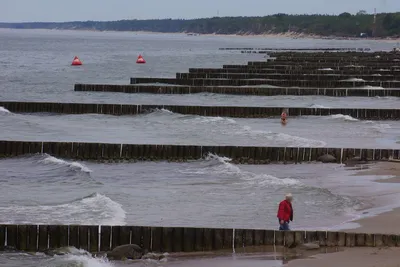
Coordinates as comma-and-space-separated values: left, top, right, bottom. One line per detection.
317, 154, 336, 163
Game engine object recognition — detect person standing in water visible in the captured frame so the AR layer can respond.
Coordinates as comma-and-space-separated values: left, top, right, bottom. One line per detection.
277, 193, 294, 230
281, 110, 287, 124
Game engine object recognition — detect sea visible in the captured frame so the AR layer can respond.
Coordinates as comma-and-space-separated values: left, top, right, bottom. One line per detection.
1, 28, 400, 267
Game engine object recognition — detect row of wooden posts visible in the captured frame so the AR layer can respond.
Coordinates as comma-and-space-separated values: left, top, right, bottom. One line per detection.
1, 101, 399, 119
1, 141, 399, 163
74, 83, 400, 97
222, 64, 399, 70
130, 77, 400, 88
188, 67, 400, 74
176, 72, 400, 81
219, 48, 373, 52
1, 224, 400, 252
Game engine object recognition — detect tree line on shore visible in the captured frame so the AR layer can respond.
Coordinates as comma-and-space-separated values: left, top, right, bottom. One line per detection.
1, 12, 399, 38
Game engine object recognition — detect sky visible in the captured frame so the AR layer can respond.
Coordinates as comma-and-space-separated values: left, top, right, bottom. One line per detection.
0, 0, 398, 22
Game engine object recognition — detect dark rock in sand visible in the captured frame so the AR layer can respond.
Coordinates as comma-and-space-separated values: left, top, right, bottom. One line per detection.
106, 244, 144, 260
317, 154, 337, 163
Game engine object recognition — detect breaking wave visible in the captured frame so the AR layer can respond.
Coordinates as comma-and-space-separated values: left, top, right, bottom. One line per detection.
39, 154, 92, 173
309, 104, 328, 108
0, 106, 11, 114
180, 153, 301, 188
330, 114, 359, 122
0, 193, 126, 225
240, 125, 327, 147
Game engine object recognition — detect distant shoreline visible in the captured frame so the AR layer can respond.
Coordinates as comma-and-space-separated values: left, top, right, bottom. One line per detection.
1, 27, 399, 43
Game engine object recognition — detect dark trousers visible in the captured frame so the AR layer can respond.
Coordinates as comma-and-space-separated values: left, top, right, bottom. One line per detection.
279, 221, 290, 231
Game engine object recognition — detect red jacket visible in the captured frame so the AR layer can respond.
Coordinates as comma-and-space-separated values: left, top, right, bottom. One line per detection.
277, 200, 293, 222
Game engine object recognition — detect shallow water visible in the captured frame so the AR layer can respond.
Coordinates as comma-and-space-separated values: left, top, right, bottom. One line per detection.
2, 154, 400, 231
0, 250, 290, 267
1, 108, 399, 148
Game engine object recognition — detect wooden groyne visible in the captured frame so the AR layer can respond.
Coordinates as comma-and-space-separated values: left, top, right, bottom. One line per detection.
219, 47, 373, 52
1, 101, 400, 119
222, 64, 400, 71
188, 67, 400, 75
0, 224, 398, 253
177, 72, 400, 81
1, 141, 399, 163
74, 84, 400, 97
246, 61, 400, 68
130, 77, 400, 88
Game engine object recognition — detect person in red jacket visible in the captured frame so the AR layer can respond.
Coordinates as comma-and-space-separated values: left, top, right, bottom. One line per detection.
277, 193, 294, 231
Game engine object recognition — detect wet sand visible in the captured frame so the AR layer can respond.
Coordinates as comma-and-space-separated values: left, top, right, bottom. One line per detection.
287, 247, 400, 267
348, 161, 400, 234
354, 161, 400, 182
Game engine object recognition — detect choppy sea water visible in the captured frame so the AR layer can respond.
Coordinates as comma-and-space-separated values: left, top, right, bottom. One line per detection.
1, 107, 399, 148
1, 29, 400, 267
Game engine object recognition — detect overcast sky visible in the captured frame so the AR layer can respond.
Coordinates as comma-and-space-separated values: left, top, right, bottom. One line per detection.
0, 0, 397, 22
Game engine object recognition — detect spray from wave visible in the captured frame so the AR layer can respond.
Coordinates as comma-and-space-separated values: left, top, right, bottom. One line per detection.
181, 153, 301, 188
330, 114, 359, 122
150, 108, 238, 125
0, 193, 126, 225
240, 126, 327, 147
330, 114, 393, 133
0, 106, 11, 114
39, 154, 92, 173
309, 104, 328, 109
42, 247, 114, 267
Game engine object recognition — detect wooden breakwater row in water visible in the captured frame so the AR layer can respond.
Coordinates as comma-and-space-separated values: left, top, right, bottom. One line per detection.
222, 64, 400, 71
1, 101, 400, 119
1, 224, 399, 252
188, 67, 400, 75
247, 60, 400, 68
1, 141, 399, 163
219, 47, 373, 52
269, 57, 400, 63
74, 84, 400, 97
130, 77, 400, 88
177, 72, 400, 81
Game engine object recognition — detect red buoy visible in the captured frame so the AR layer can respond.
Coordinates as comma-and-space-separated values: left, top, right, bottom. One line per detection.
71, 56, 82, 66
136, 55, 146, 64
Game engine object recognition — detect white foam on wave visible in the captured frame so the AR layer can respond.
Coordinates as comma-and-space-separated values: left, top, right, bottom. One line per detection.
0, 106, 11, 114
179, 114, 236, 125
152, 108, 173, 114
39, 154, 92, 173
50, 248, 114, 267
240, 126, 327, 148
309, 104, 328, 108
330, 114, 359, 122
192, 116, 236, 124
182, 153, 301, 188
360, 85, 384, 89
274, 133, 327, 147
318, 68, 334, 71
152, 108, 237, 124
0, 193, 126, 225
340, 78, 365, 82
61, 254, 114, 267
